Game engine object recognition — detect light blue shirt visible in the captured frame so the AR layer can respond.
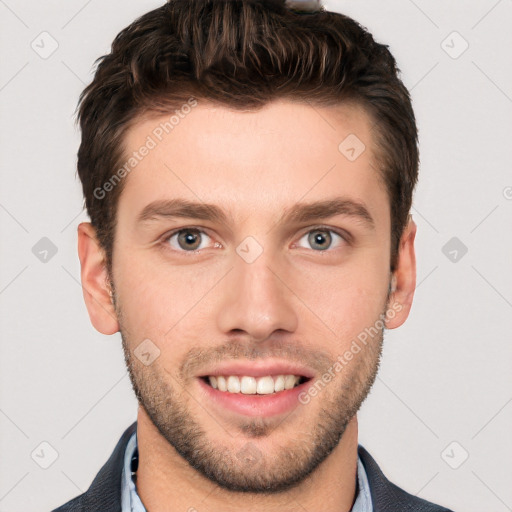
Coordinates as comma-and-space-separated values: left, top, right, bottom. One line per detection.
121, 430, 372, 511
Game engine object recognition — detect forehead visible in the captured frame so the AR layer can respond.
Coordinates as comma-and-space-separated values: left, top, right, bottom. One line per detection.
118, 99, 388, 228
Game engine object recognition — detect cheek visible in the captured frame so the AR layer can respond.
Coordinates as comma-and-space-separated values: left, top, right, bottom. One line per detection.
289, 257, 389, 344
114, 253, 226, 340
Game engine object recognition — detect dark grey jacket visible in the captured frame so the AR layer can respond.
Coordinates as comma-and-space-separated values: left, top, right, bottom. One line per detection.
51, 421, 454, 512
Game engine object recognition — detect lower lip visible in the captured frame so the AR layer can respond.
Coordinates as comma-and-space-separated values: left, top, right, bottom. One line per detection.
197, 378, 311, 417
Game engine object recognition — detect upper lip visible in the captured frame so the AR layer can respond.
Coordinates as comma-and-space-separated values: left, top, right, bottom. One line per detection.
197, 360, 315, 379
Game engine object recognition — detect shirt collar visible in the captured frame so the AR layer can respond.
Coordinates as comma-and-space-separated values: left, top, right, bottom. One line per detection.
121, 429, 146, 512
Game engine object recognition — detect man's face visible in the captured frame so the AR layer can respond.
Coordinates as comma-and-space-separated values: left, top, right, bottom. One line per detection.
108, 99, 400, 492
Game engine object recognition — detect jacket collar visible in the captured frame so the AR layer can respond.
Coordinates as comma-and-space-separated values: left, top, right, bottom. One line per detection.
357, 445, 451, 512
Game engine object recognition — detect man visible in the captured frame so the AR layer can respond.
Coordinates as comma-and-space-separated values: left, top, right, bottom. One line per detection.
52, 0, 454, 510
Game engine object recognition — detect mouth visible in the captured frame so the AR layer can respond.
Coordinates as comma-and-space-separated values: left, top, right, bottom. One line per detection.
196, 363, 314, 417
201, 374, 311, 395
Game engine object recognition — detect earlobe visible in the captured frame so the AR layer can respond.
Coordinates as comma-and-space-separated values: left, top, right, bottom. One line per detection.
386, 218, 417, 329
77, 222, 120, 335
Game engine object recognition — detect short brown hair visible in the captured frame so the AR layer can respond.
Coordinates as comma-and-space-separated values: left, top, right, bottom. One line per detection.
76, 0, 418, 273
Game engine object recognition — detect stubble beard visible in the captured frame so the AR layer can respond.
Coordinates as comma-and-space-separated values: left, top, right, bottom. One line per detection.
114, 288, 386, 493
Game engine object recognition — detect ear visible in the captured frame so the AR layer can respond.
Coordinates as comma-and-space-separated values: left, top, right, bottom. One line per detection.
77, 222, 119, 335
386, 217, 417, 329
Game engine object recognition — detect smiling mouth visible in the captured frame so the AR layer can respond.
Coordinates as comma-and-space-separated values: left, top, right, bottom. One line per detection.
201, 374, 310, 395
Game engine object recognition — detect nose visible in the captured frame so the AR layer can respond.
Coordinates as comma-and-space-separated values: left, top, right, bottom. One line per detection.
216, 252, 299, 342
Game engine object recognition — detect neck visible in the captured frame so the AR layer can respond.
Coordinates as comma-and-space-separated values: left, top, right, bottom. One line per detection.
135, 407, 359, 512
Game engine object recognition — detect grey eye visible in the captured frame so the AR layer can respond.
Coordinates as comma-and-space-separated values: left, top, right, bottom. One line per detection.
297, 229, 344, 251
169, 229, 211, 251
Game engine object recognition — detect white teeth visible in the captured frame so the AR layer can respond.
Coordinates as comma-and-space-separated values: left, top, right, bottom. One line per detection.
256, 376, 275, 395
240, 376, 257, 394
227, 375, 241, 393
284, 375, 298, 390
274, 375, 285, 392
206, 374, 304, 394
217, 376, 227, 391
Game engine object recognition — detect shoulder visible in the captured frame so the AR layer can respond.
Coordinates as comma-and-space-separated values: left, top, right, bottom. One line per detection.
358, 445, 455, 512
49, 422, 137, 512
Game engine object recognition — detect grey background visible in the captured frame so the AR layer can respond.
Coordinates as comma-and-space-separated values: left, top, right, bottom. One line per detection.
0, 1, 511, 511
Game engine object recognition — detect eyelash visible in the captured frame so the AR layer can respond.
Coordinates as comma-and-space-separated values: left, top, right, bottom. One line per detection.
160, 225, 350, 254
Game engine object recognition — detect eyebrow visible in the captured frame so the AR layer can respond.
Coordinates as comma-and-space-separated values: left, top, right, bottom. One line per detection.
136, 197, 375, 229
